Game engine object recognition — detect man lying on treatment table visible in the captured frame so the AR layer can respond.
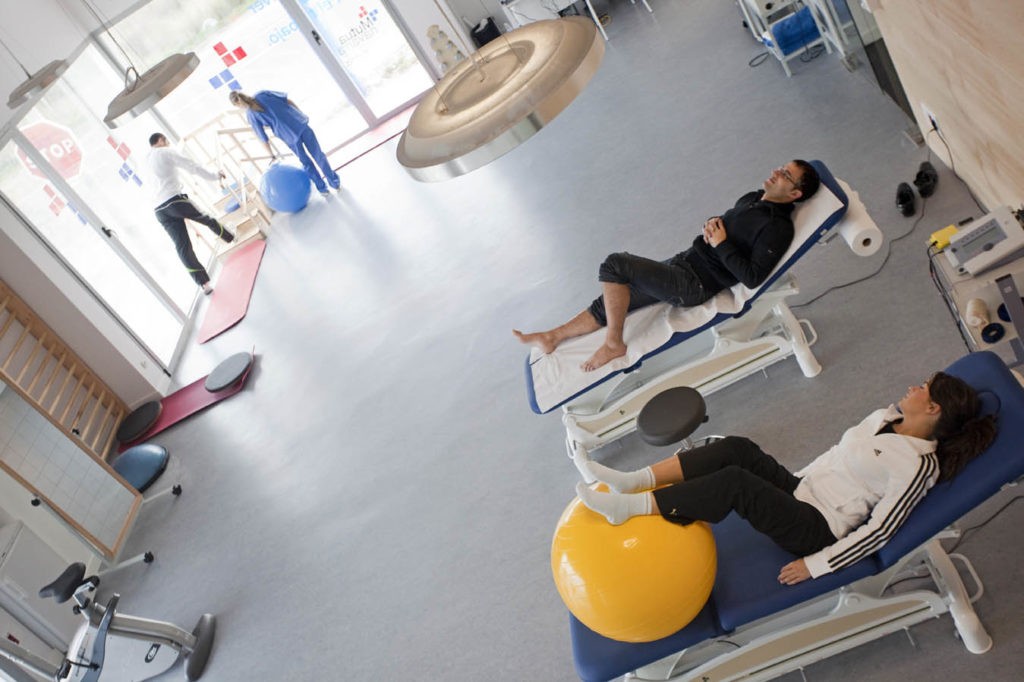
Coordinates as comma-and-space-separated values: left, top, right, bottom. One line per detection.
514, 160, 820, 372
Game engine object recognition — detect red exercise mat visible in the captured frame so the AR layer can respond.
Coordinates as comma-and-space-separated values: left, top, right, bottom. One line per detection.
197, 239, 266, 344
117, 363, 252, 453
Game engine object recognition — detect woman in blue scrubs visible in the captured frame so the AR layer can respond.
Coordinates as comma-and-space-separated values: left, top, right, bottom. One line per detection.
230, 90, 340, 194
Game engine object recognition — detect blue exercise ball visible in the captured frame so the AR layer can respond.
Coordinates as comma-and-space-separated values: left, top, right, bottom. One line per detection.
260, 163, 311, 213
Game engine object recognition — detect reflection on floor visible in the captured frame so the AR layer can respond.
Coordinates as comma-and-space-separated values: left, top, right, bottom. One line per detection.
328, 104, 416, 172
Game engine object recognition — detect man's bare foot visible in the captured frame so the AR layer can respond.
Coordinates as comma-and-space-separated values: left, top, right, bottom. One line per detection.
513, 329, 559, 354
581, 342, 627, 372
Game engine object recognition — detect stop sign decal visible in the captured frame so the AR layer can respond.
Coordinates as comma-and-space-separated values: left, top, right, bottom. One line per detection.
17, 121, 83, 180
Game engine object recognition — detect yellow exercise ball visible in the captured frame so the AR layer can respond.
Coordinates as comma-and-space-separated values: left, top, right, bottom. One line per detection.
551, 484, 717, 643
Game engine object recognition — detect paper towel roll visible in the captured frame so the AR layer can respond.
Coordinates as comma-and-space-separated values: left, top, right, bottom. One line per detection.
965, 298, 990, 328
838, 219, 883, 256
835, 181, 883, 256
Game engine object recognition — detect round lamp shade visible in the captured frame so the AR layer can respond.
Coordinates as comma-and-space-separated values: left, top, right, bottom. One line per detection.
397, 17, 604, 182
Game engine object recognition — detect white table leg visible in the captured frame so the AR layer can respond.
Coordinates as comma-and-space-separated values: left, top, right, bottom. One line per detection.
584, 0, 609, 40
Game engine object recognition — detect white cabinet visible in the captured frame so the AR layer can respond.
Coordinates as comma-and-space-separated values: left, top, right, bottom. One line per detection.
0, 523, 82, 651
0, 605, 64, 680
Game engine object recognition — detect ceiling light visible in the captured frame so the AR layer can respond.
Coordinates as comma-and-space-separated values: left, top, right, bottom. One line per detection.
7, 60, 69, 109
74, 0, 199, 129
1, 35, 68, 109
103, 52, 199, 128
397, 17, 604, 182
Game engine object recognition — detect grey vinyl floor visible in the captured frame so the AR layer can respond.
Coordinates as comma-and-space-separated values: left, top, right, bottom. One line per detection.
96, 1, 1024, 681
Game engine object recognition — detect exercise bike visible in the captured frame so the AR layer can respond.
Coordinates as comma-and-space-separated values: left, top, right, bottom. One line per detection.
0, 562, 215, 681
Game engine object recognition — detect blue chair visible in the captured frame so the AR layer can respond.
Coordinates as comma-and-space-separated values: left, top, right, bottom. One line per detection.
110, 443, 168, 493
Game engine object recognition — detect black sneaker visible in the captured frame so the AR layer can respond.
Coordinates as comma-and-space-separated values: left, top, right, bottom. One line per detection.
896, 182, 915, 217
913, 161, 938, 198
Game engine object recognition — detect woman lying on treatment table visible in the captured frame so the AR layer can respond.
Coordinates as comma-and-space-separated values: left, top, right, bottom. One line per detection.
574, 373, 996, 585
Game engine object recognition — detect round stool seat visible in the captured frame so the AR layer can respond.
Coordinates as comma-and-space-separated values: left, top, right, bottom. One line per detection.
110, 443, 168, 492
636, 387, 707, 446
116, 400, 163, 444
204, 351, 253, 392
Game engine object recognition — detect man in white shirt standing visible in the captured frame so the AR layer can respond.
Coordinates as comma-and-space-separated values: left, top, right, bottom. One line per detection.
147, 132, 234, 295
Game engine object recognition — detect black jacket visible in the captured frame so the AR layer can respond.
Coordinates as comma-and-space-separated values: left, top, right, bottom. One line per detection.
683, 190, 795, 291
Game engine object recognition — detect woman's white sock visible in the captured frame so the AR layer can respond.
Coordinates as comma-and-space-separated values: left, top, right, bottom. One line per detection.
572, 450, 654, 493
575, 482, 652, 525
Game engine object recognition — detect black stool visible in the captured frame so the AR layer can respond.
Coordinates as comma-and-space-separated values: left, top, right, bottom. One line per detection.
636, 386, 708, 450
116, 400, 162, 444
204, 351, 253, 392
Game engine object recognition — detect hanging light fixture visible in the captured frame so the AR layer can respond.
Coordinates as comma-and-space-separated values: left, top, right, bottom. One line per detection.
397, 16, 604, 182
103, 52, 199, 128
75, 0, 199, 129
1, 35, 68, 109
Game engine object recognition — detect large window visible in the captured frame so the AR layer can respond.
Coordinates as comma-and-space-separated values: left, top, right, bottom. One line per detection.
18, 44, 210, 314
0, 142, 183, 363
102, 0, 431, 153
296, 0, 433, 117
0, 0, 434, 372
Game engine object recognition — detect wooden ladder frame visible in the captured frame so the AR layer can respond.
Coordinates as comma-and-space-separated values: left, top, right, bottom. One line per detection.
179, 111, 275, 261
0, 278, 141, 559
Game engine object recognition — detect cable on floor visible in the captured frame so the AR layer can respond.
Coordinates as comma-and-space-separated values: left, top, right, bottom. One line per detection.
793, 128, 988, 311
791, 183, 929, 310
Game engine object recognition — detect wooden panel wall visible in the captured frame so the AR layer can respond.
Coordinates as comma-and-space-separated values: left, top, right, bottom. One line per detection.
868, 1, 1024, 210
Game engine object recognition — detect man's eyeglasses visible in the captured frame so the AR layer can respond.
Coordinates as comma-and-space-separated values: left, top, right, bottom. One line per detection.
777, 166, 799, 185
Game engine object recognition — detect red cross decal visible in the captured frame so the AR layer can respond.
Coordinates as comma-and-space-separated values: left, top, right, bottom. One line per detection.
213, 42, 248, 67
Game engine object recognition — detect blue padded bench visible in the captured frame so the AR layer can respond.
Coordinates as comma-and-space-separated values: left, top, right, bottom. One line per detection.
570, 351, 1024, 681
526, 160, 850, 418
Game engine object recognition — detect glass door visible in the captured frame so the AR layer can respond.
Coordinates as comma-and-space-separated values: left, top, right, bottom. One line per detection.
103, 0, 370, 153
289, 0, 434, 120
16, 44, 205, 317
102, 0, 434, 156
0, 141, 184, 365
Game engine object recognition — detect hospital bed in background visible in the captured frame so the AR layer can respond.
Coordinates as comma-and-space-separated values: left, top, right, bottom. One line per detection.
570, 350, 1024, 681
524, 161, 881, 452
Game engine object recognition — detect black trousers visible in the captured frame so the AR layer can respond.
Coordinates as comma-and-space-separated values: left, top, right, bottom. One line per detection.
651, 436, 836, 557
154, 195, 233, 286
587, 251, 713, 326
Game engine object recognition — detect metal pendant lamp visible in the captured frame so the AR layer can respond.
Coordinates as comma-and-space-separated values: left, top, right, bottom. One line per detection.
1, 35, 68, 108
397, 16, 604, 182
103, 52, 199, 128
74, 0, 199, 129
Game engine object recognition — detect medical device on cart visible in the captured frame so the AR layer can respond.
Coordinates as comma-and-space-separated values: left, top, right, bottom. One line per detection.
946, 205, 1024, 276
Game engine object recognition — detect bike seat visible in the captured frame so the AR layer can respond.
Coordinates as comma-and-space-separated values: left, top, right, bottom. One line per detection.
38, 562, 95, 603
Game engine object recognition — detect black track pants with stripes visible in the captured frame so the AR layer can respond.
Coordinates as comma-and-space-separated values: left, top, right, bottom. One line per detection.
154, 196, 233, 286
651, 436, 837, 556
